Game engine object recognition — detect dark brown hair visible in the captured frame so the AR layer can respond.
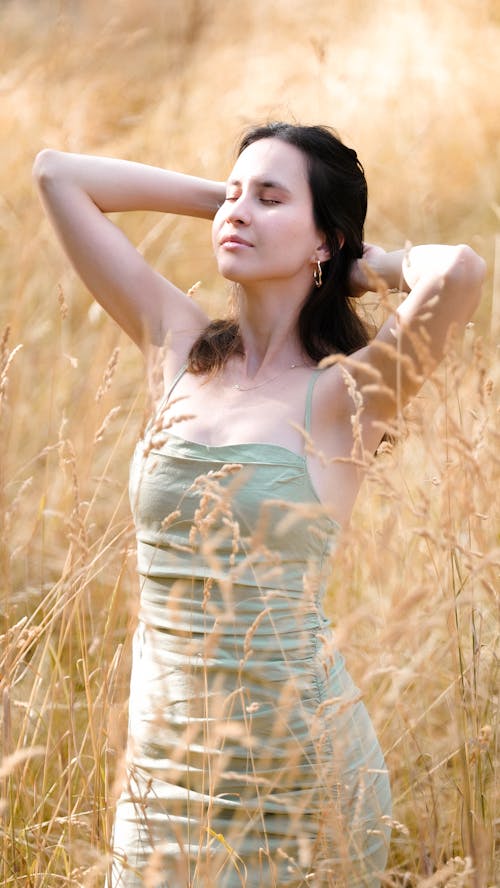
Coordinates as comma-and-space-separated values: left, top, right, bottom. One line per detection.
188, 122, 369, 374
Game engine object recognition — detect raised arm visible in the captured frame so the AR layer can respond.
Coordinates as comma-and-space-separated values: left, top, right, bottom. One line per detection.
33, 150, 225, 353
329, 243, 486, 452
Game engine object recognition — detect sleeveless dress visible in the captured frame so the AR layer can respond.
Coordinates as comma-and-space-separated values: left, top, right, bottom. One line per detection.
108, 369, 391, 887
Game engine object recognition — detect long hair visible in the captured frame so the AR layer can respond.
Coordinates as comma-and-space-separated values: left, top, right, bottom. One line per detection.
188, 122, 369, 374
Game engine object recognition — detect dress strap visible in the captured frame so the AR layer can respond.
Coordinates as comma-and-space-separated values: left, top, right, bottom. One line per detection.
165, 363, 188, 401
304, 369, 323, 435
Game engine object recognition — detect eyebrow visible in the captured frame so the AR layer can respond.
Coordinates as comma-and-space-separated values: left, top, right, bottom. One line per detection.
227, 178, 292, 195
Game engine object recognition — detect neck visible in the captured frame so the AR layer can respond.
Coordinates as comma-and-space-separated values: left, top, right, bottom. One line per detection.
234, 279, 310, 374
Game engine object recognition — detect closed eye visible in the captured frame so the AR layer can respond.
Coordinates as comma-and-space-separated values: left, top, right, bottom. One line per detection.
260, 198, 280, 205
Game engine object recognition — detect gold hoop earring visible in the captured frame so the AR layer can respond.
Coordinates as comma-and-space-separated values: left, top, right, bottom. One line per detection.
313, 260, 323, 288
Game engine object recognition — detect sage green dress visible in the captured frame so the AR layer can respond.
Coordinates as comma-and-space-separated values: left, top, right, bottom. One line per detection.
108, 369, 391, 887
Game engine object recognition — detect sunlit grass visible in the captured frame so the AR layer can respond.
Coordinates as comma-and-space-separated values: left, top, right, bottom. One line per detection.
1, 0, 498, 885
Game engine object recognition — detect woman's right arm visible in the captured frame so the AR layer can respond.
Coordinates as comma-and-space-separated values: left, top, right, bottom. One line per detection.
33, 150, 225, 353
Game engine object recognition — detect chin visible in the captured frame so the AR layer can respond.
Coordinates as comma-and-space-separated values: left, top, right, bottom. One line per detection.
217, 261, 250, 284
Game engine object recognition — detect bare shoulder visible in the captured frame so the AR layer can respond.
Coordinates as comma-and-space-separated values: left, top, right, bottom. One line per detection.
310, 362, 356, 434
305, 364, 378, 524
310, 359, 387, 457
312, 360, 363, 422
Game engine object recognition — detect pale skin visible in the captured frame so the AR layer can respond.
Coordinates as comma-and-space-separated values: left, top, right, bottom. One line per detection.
33, 139, 485, 526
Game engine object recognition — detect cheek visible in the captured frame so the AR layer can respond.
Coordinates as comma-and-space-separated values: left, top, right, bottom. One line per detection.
211, 207, 226, 251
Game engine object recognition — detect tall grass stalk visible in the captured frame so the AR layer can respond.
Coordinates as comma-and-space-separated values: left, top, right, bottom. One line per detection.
1, 1, 498, 885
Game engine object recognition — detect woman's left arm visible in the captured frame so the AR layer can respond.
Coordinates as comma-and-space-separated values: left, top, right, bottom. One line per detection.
352, 243, 485, 396
336, 243, 486, 450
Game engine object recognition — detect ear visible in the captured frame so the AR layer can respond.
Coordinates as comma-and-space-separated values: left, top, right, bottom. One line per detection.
312, 238, 331, 263
313, 230, 345, 262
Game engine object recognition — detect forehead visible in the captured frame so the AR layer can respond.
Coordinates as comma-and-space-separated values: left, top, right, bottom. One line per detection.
230, 137, 309, 189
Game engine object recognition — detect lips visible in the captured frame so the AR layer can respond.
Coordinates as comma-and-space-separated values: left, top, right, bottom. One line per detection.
220, 234, 253, 247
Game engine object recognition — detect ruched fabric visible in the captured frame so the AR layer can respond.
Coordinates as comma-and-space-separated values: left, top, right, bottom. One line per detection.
107, 372, 391, 887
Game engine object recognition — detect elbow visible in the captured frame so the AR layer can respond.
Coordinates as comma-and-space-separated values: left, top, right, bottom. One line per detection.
449, 244, 486, 286
32, 148, 65, 188
446, 244, 486, 316
452, 244, 486, 284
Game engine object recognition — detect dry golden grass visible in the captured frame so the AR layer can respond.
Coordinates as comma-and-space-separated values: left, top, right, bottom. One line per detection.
1, 0, 498, 885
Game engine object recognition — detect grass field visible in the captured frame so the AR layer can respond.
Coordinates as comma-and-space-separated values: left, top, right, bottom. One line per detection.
1, 0, 498, 885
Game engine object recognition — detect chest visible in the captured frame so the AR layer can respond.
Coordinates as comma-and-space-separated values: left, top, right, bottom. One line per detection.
158, 372, 311, 453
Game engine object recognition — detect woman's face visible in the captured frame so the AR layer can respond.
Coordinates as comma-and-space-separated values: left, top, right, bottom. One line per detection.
212, 138, 326, 288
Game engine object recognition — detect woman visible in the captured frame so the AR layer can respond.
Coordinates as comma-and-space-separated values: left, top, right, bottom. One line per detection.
33, 122, 485, 887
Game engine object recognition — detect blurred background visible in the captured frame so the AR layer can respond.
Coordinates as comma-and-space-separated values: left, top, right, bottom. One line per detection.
1, 1, 498, 885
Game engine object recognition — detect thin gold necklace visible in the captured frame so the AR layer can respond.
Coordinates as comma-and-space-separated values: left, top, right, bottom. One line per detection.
233, 362, 306, 392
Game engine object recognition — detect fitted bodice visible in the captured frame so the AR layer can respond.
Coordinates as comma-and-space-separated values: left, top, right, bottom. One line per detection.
129, 431, 339, 633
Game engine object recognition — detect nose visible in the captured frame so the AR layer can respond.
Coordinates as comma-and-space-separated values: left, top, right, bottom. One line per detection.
225, 192, 251, 225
